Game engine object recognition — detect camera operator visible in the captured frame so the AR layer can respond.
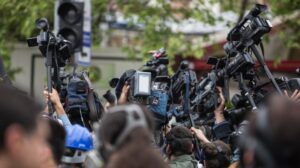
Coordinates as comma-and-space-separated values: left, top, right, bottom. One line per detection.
44, 89, 94, 167
241, 95, 300, 168
0, 84, 52, 168
97, 104, 168, 168
191, 127, 232, 168
166, 126, 200, 168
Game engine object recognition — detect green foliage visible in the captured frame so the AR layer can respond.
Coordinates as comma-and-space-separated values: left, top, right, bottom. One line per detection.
1, 0, 299, 80
268, 0, 300, 50
0, 0, 54, 78
0, 0, 219, 79
114, 0, 217, 60
220, 0, 300, 50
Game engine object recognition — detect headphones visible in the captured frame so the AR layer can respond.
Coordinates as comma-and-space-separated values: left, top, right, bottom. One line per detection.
98, 104, 148, 161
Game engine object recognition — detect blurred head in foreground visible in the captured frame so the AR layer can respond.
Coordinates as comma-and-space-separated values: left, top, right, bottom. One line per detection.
241, 95, 300, 168
97, 104, 168, 168
0, 84, 50, 168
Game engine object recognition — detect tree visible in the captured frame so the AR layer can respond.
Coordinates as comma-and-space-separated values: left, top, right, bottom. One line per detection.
220, 0, 300, 52
0, 0, 219, 77
269, 0, 300, 50
0, 0, 54, 78
0, 0, 299, 79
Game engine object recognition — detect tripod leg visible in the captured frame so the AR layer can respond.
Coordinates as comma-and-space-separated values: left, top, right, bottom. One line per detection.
250, 44, 283, 95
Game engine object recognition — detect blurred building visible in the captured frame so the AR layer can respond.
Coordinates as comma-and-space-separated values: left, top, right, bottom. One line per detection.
10, 0, 300, 100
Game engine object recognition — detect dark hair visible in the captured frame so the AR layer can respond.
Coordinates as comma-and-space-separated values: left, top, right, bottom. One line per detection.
0, 84, 43, 150
203, 140, 231, 168
99, 105, 154, 146
166, 126, 194, 156
98, 104, 167, 168
244, 96, 300, 167
46, 118, 66, 164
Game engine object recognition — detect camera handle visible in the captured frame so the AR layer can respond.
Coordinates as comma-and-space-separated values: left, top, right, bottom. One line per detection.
237, 73, 257, 110
250, 44, 283, 95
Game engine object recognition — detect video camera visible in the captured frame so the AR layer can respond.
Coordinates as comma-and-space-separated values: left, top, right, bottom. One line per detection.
27, 18, 71, 67
112, 48, 170, 105
110, 48, 171, 128
27, 18, 104, 129
224, 4, 272, 57
27, 18, 73, 114
190, 52, 256, 116
171, 61, 198, 103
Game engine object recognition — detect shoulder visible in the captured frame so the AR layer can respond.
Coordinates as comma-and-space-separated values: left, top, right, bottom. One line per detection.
169, 160, 198, 168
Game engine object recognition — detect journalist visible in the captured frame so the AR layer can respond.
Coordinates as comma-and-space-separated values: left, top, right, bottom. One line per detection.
97, 104, 168, 168
0, 84, 52, 168
191, 127, 231, 168
241, 94, 300, 168
44, 89, 94, 167
166, 126, 199, 168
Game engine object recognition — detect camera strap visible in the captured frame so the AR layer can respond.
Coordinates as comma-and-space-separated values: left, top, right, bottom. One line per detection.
82, 72, 101, 121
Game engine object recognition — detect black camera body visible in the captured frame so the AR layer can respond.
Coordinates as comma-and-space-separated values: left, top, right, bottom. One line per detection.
171, 61, 198, 103
27, 18, 71, 67
224, 4, 272, 57
190, 52, 256, 116
60, 71, 104, 131
216, 52, 256, 78
228, 77, 300, 126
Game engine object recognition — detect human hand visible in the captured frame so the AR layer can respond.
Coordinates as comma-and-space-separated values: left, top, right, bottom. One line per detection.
118, 83, 130, 104
190, 127, 210, 143
214, 87, 225, 124
214, 86, 225, 114
284, 89, 300, 101
43, 88, 65, 115
43, 88, 61, 106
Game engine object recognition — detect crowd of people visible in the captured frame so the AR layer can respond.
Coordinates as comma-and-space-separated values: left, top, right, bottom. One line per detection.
1, 80, 300, 168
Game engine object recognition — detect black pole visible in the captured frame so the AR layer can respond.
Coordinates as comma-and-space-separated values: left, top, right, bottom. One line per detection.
45, 46, 54, 115
250, 44, 283, 95
238, 73, 257, 110
183, 72, 201, 160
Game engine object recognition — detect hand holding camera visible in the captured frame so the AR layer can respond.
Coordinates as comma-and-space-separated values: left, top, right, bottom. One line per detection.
190, 127, 210, 144
118, 83, 130, 104
43, 88, 65, 116
214, 87, 226, 124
